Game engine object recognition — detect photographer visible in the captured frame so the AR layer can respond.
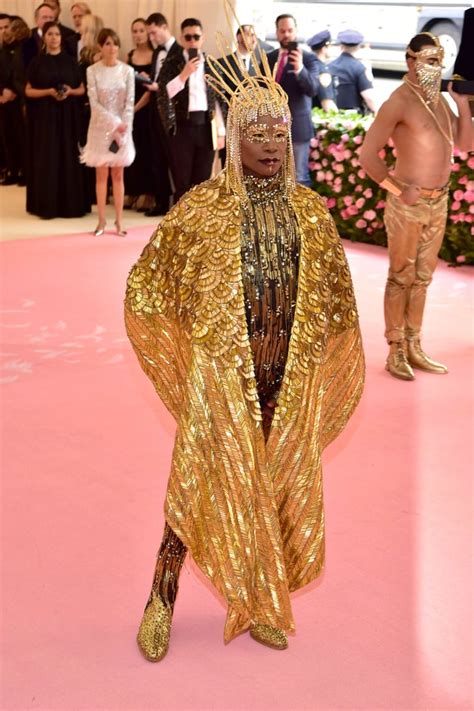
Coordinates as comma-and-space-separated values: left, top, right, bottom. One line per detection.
266, 14, 319, 186
157, 17, 225, 202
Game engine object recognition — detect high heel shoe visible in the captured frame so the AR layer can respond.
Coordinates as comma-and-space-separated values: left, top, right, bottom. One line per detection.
114, 221, 127, 237
136, 590, 173, 662
93, 223, 106, 236
250, 623, 288, 650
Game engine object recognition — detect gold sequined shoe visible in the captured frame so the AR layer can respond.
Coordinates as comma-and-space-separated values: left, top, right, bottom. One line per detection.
385, 343, 415, 381
407, 340, 448, 374
250, 624, 288, 650
136, 590, 172, 662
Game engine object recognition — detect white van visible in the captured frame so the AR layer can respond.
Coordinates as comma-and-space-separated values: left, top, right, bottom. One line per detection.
265, 0, 471, 75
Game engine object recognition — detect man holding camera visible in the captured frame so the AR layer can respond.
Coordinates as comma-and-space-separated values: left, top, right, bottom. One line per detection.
157, 17, 225, 202
266, 14, 319, 186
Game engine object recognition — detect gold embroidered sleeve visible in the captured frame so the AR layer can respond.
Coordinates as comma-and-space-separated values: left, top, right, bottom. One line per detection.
124, 217, 191, 421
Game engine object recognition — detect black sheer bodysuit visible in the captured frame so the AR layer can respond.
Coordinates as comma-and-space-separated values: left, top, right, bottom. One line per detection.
241, 173, 300, 438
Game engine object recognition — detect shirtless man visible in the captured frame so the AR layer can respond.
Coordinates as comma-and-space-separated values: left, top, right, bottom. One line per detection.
360, 33, 472, 380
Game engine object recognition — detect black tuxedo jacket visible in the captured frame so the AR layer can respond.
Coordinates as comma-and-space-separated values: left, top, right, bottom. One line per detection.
157, 45, 220, 134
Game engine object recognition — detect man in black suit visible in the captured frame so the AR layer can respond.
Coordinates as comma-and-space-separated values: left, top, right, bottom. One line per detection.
140, 12, 176, 216
266, 14, 319, 187
22, 3, 55, 68
22, 2, 75, 67
219, 24, 258, 88
44, 1, 75, 38
158, 17, 225, 202
217, 24, 258, 166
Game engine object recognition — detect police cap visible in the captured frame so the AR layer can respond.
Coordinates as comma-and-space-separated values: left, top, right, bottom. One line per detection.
308, 30, 331, 50
337, 29, 364, 46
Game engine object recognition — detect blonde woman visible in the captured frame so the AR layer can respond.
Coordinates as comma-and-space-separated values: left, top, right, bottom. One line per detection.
79, 13, 103, 68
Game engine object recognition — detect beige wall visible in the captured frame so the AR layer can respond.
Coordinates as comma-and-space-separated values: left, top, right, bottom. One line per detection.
2, 0, 273, 56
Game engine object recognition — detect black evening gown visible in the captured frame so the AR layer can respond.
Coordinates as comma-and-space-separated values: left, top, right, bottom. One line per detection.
26, 52, 91, 218
124, 52, 154, 197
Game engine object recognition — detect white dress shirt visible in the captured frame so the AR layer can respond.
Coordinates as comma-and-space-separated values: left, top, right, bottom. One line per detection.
166, 50, 225, 136
166, 49, 208, 111
154, 36, 175, 81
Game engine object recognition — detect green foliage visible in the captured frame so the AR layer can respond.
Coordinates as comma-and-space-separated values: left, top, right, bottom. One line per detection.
310, 108, 474, 265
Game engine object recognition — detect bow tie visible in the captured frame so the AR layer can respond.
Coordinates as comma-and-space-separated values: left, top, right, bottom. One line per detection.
156, 45, 166, 52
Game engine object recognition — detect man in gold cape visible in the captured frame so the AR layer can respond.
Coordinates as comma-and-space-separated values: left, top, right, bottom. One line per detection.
124, 47, 364, 658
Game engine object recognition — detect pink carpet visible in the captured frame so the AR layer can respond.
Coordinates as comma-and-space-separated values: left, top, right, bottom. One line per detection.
1, 227, 473, 710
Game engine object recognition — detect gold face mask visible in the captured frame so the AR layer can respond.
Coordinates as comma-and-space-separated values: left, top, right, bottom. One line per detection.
414, 57, 443, 107
243, 123, 289, 144
406, 41, 444, 107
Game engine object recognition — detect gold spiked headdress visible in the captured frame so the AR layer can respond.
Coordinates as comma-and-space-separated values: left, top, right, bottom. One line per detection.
206, 3, 296, 205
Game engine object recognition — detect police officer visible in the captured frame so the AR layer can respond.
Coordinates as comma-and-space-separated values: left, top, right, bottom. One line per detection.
307, 30, 337, 111
329, 29, 377, 114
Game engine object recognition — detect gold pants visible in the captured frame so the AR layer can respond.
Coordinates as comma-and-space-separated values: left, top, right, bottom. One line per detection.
383, 191, 448, 344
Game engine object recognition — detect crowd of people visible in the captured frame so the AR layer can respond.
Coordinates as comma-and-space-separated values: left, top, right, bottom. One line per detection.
0, 3, 380, 227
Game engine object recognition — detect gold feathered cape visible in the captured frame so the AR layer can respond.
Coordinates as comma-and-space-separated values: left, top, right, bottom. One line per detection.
125, 172, 364, 642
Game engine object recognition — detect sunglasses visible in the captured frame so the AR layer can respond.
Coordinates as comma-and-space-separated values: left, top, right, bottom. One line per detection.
184, 33, 201, 41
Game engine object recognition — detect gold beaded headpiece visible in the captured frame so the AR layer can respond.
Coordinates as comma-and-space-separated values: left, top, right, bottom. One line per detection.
206, 4, 296, 205
406, 32, 445, 62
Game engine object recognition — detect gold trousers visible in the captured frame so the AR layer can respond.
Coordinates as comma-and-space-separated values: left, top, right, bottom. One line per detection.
383, 191, 448, 344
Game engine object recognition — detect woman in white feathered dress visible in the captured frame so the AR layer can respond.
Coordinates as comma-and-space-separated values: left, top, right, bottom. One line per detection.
81, 28, 135, 236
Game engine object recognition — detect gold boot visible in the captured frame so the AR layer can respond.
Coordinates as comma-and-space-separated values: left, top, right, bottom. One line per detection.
385, 342, 415, 381
137, 590, 172, 662
136, 523, 187, 662
250, 624, 288, 650
407, 340, 448, 374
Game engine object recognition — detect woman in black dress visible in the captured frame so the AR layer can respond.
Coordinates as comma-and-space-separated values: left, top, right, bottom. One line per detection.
25, 21, 90, 218
124, 18, 154, 210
